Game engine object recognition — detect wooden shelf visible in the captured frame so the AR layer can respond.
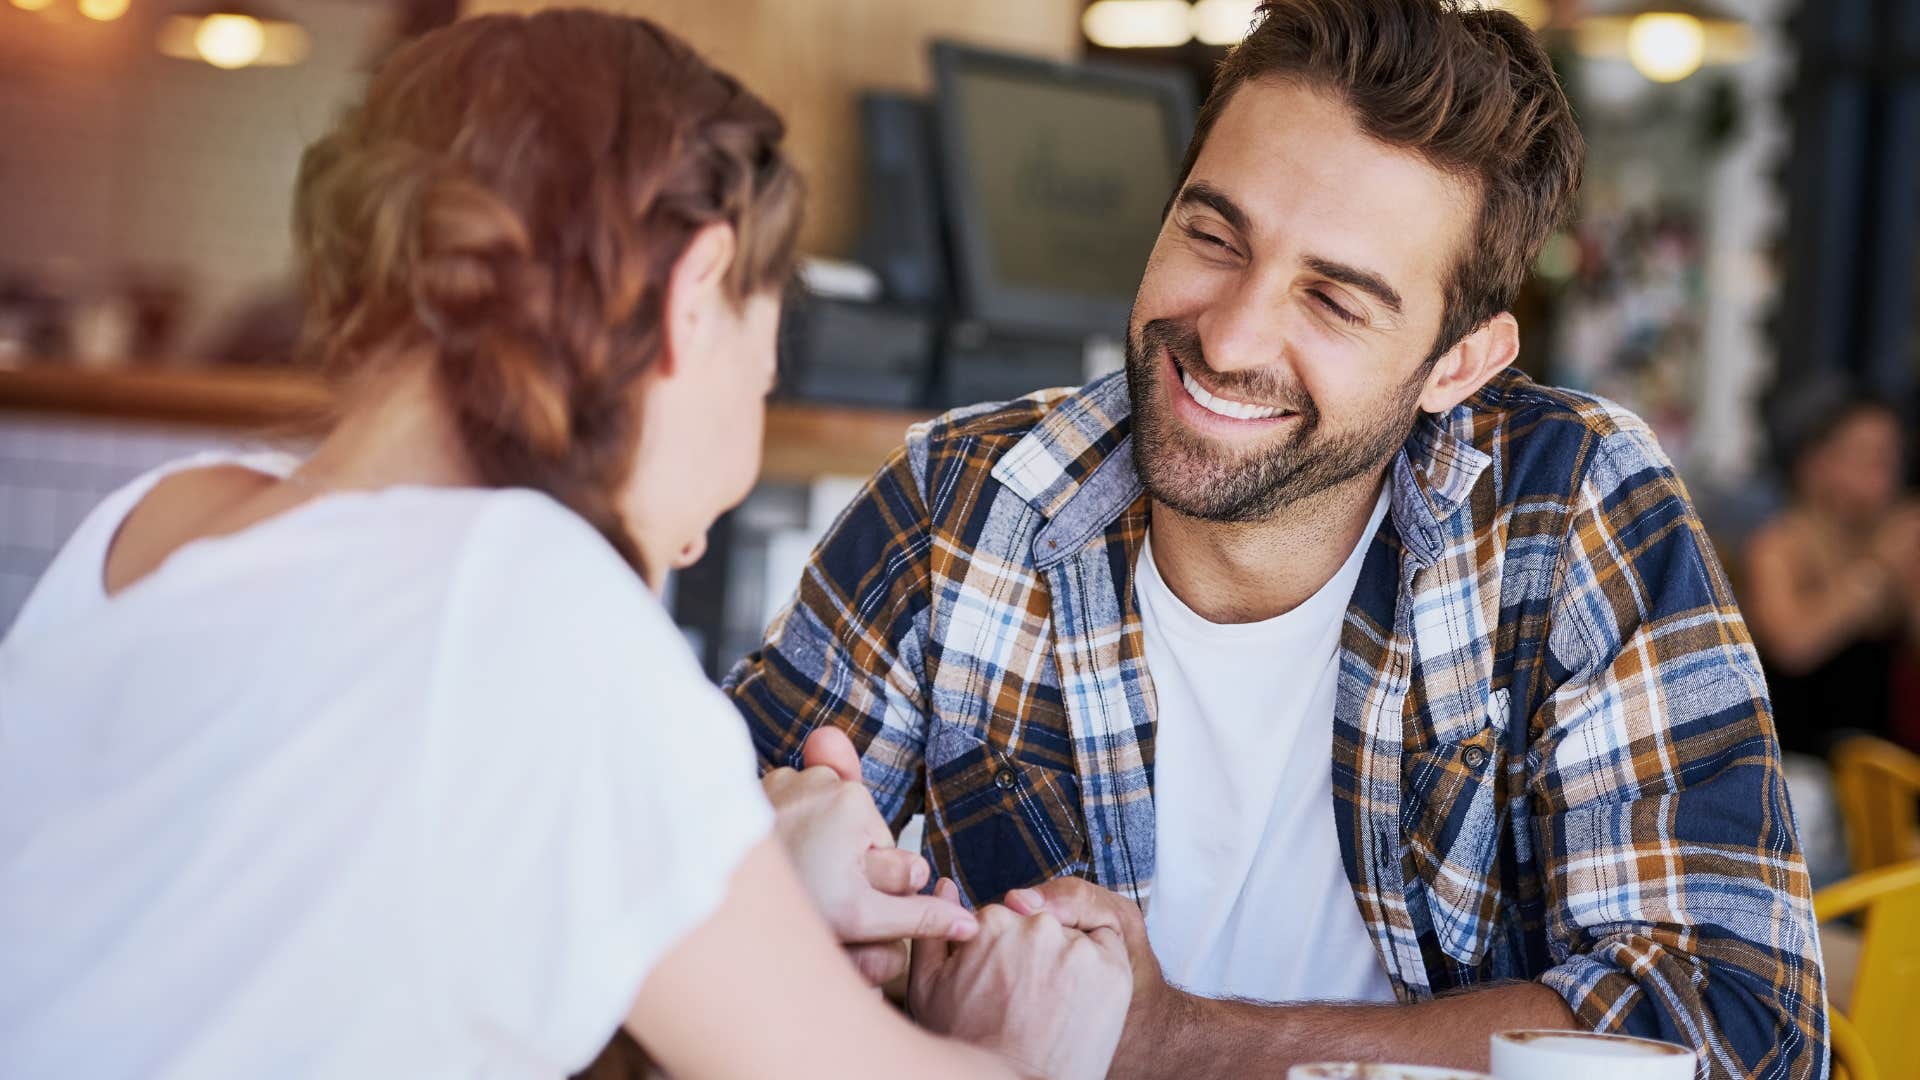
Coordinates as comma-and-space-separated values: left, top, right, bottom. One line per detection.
0, 364, 332, 427
0, 363, 927, 484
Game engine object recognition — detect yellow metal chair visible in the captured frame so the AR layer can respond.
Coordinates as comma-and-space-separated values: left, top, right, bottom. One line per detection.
1829, 735, 1920, 874
1814, 860, 1920, 1080
1829, 1007, 1878, 1080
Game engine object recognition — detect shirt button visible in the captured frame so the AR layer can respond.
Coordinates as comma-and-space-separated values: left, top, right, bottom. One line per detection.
994, 768, 1017, 791
1462, 745, 1489, 769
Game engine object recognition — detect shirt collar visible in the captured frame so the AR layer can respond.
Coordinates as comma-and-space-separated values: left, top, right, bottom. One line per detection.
1388, 400, 1492, 567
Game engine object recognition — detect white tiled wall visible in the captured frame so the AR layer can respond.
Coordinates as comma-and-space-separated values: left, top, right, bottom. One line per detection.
0, 413, 288, 635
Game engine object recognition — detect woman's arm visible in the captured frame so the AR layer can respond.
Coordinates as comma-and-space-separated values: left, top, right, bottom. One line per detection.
1873, 502, 1920, 640
625, 838, 1126, 1080
1744, 521, 1889, 673
626, 838, 1005, 1079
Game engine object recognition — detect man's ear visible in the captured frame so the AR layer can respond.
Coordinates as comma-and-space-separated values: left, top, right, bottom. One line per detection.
1419, 311, 1519, 414
659, 223, 737, 379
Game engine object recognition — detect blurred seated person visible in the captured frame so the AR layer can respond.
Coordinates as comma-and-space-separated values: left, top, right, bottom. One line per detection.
0, 13, 1129, 1080
1746, 392, 1920, 756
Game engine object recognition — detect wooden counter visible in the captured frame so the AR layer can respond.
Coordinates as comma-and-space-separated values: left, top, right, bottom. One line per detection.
0, 363, 926, 483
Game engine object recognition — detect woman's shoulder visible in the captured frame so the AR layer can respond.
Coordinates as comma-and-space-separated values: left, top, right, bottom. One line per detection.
454, 488, 654, 605
6, 451, 300, 644
425, 488, 742, 793
436, 487, 689, 673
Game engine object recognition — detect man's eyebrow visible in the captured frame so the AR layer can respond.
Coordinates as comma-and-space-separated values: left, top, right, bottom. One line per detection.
1174, 182, 1251, 239
1176, 182, 1406, 318
1304, 255, 1404, 316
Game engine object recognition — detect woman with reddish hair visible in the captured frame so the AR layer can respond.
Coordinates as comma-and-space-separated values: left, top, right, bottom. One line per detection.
0, 12, 1127, 1079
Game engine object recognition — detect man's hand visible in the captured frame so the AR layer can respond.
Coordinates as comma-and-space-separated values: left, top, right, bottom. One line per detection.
909, 884, 1133, 1080
1004, 877, 1179, 1078
761, 728, 976, 985
1002, 877, 1580, 1079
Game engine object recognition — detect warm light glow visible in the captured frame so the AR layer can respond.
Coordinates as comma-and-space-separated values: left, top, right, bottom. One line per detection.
1627, 12, 1706, 82
1082, 0, 1193, 49
10, 0, 58, 13
1191, 0, 1260, 45
194, 13, 265, 70
1463, 0, 1550, 30
78, 0, 131, 21
158, 13, 310, 68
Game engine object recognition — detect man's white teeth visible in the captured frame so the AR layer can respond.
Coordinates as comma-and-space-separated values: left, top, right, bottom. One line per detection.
1181, 369, 1289, 420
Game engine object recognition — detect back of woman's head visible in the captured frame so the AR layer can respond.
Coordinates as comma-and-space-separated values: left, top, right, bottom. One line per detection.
293, 11, 803, 568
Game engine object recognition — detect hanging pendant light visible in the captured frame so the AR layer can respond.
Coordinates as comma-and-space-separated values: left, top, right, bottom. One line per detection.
156, 1, 309, 70
79, 0, 132, 21
1082, 0, 1193, 49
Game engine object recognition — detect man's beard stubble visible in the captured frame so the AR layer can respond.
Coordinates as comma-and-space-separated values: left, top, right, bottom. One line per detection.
1124, 317, 1425, 524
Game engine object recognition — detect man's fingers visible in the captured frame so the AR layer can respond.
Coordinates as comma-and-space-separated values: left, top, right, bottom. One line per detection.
846, 941, 909, 987
908, 881, 962, 1006
1010, 877, 1130, 936
864, 846, 930, 896
907, 932, 944, 1007
800, 726, 862, 783
851, 889, 978, 944
1002, 886, 1044, 916
1085, 924, 1129, 963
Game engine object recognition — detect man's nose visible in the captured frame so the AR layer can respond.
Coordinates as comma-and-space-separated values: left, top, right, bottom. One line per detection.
1195, 275, 1297, 380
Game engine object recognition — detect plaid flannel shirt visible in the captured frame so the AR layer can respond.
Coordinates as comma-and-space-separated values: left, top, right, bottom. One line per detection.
725, 369, 1826, 1079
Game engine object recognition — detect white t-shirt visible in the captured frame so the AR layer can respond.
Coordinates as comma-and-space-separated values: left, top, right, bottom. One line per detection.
0, 454, 772, 1078
1138, 489, 1396, 1005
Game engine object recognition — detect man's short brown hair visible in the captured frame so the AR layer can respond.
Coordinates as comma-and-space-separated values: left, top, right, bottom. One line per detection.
1177, 0, 1584, 361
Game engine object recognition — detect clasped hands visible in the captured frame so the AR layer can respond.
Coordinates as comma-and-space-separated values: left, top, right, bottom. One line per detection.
762, 728, 1135, 1079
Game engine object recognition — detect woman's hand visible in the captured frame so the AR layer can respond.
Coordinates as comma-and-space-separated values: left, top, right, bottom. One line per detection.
761, 729, 975, 983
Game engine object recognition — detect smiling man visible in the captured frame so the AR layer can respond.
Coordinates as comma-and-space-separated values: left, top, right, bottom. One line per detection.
726, 1, 1825, 1076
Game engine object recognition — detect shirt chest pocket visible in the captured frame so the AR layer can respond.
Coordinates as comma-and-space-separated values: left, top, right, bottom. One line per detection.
923, 718, 1087, 905
1401, 687, 1510, 967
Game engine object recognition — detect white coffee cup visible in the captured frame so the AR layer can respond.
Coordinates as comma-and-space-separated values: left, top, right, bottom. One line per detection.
1489, 1029, 1696, 1080
1288, 1065, 1491, 1080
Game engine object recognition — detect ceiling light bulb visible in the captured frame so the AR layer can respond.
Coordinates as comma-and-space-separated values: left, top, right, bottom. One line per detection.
1628, 12, 1706, 83
1082, 0, 1193, 49
1192, 0, 1261, 46
78, 0, 131, 20
194, 13, 266, 70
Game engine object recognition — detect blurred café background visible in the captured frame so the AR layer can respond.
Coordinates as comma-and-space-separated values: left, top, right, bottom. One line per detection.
2, 1, 1917, 829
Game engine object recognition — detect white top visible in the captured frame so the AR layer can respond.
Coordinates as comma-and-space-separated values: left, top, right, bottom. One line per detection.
0, 454, 772, 1078
1137, 488, 1397, 1005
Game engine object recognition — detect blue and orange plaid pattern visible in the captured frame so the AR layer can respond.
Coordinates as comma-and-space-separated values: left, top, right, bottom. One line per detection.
726, 369, 1826, 1079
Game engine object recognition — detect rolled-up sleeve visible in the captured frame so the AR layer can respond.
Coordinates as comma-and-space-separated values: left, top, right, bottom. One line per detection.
1531, 426, 1828, 1080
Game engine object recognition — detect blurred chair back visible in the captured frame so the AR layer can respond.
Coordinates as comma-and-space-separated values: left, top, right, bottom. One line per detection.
1830, 735, 1920, 874
1814, 860, 1920, 1080
1829, 1007, 1879, 1080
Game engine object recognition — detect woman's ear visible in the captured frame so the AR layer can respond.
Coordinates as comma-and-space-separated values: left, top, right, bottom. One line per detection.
1420, 311, 1519, 414
658, 223, 738, 379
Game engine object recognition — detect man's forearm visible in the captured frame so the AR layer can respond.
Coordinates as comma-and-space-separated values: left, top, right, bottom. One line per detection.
1117, 980, 1577, 1080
